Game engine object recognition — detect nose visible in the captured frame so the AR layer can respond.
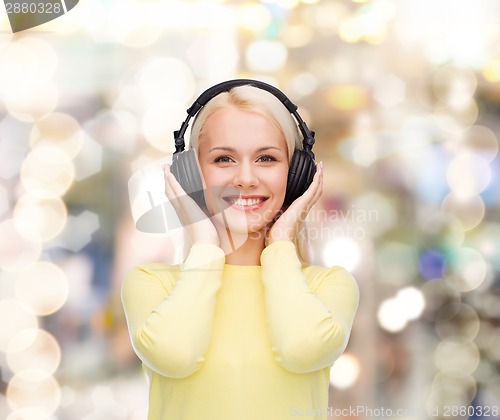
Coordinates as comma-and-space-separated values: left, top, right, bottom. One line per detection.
232, 161, 259, 189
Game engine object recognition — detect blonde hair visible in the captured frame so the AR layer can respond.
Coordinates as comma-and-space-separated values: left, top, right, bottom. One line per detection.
188, 84, 313, 266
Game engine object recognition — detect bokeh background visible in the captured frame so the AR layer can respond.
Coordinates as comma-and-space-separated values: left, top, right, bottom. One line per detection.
1, 0, 500, 419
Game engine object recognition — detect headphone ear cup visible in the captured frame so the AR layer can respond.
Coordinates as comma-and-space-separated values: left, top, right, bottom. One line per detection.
284, 149, 316, 207
170, 150, 207, 209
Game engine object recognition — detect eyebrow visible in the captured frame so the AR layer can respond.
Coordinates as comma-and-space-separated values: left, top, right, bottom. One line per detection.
208, 146, 284, 153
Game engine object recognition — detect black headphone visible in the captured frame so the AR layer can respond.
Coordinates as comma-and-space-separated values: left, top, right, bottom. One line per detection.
170, 79, 316, 210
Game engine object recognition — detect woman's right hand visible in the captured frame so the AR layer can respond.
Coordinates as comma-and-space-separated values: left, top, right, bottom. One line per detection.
163, 163, 220, 247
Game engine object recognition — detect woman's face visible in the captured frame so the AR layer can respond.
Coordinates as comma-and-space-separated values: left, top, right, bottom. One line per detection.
197, 105, 289, 235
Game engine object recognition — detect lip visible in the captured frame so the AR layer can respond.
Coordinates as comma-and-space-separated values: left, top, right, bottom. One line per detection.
222, 195, 269, 211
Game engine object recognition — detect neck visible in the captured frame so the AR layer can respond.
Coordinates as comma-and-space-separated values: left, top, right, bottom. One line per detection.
217, 228, 265, 266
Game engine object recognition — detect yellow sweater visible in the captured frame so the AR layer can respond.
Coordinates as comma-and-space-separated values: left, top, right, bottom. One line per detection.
121, 241, 359, 420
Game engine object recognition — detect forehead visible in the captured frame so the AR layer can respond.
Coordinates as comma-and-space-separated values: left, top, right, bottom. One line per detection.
199, 106, 287, 152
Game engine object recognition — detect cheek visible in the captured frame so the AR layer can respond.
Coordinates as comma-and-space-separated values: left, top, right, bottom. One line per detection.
273, 167, 289, 199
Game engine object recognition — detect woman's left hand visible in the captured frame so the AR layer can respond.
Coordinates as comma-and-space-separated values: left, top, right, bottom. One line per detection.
265, 161, 323, 247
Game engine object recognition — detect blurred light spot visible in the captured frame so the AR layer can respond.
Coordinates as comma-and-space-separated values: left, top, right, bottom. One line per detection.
108, 0, 163, 48
138, 57, 195, 106
246, 40, 287, 73
112, 85, 142, 114
5, 81, 59, 123
330, 353, 360, 389
435, 303, 480, 342
57, 210, 100, 253
0, 185, 8, 218
15, 262, 68, 316
435, 338, 480, 377
417, 65, 477, 109
59, 386, 76, 408
375, 242, 417, 286
377, 298, 407, 333
444, 247, 488, 293
83, 109, 138, 153
433, 100, 479, 133
289, 73, 318, 97
72, 133, 103, 182
281, 24, 314, 48
396, 116, 435, 158
373, 74, 405, 107
0, 41, 38, 96
326, 85, 369, 111
396, 287, 425, 320
432, 65, 477, 108
6, 370, 61, 415
421, 279, 461, 322
429, 372, 477, 411
13, 195, 67, 242
7, 329, 61, 379
484, 329, 500, 362
460, 125, 499, 162
481, 158, 500, 206
75, 0, 106, 39
30, 113, 84, 159
0, 299, 38, 352
6, 408, 53, 420
350, 192, 396, 237
441, 192, 485, 231
142, 104, 186, 153
322, 237, 360, 271
419, 249, 446, 280
20, 145, 74, 199
274, 0, 299, 9
15, 37, 58, 83
479, 295, 500, 323
467, 223, 500, 271
338, 4, 391, 44
482, 57, 500, 82
344, 112, 377, 166
61, 254, 94, 312
237, 3, 271, 31
407, 145, 450, 203
419, 212, 464, 250
306, 2, 348, 36
89, 386, 128, 418
475, 359, 495, 383
0, 38, 50, 96
377, 287, 425, 333
338, 16, 363, 43
0, 220, 41, 273
0, 115, 32, 180
185, 32, 239, 79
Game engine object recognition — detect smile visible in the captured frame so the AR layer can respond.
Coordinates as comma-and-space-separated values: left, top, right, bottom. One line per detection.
223, 196, 269, 210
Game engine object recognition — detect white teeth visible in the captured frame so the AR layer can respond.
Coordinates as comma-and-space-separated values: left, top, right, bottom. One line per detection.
227, 198, 265, 206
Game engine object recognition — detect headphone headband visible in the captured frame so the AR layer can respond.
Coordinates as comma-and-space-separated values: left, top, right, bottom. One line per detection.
173, 79, 315, 158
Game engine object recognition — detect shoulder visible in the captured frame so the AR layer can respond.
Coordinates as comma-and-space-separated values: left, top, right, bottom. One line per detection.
123, 262, 181, 294
302, 264, 359, 295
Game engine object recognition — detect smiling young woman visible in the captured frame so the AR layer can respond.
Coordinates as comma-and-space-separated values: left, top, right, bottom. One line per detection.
121, 81, 359, 420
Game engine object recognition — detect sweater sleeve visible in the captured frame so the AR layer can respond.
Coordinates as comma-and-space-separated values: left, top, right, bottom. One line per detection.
260, 241, 359, 374
121, 244, 225, 378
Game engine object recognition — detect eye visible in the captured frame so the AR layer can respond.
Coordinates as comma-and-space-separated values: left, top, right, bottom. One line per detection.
214, 155, 233, 163
258, 155, 277, 162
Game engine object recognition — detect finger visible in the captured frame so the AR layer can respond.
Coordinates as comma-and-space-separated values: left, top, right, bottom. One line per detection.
163, 163, 178, 200
164, 164, 206, 224
309, 161, 323, 205
292, 162, 324, 222
164, 163, 187, 198
286, 161, 322, 212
